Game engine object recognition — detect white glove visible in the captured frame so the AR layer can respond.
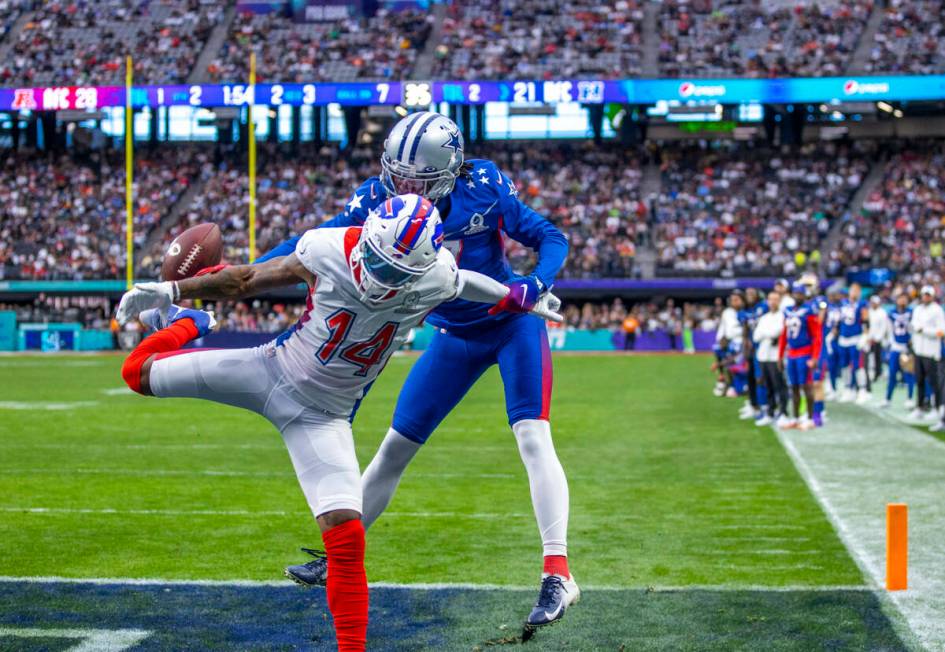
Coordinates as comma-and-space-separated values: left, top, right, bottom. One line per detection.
531, 292, 564, 323
116, 281, 176, 326
857, 334, 871, 352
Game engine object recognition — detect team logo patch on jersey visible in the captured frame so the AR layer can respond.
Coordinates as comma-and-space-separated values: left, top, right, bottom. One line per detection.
461, 213, 489, 235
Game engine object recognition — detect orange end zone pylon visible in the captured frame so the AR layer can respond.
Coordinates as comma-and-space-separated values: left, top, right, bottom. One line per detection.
886, 503, 908, 591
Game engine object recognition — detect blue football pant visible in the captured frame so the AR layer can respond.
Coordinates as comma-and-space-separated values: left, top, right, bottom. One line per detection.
392, 314, 552, 443
886, 351, 915, 402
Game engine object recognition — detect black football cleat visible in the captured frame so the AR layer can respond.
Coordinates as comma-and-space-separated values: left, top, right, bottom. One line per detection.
284, 547, 328, 587
522, 574, 581, 640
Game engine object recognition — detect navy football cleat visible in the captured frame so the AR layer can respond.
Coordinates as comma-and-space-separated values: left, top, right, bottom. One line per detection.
522, 574, 581, 639
284, 547, 328, 587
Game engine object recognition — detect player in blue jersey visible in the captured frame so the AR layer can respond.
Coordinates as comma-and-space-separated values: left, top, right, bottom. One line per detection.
836, 283, 871, 403
737, 288, 768, 421
822, 286, 843, 400
881, 292, 916, 408
778, 282, 823, 430
257, 112, 576, 630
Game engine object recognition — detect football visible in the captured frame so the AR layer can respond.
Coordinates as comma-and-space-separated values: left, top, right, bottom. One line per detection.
161, 223, 223, 281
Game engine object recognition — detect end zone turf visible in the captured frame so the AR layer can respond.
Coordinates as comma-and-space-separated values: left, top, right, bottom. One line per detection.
0, 579, 909, 651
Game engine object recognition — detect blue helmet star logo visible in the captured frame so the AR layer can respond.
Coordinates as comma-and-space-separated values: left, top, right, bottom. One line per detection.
441, 129, 462, 154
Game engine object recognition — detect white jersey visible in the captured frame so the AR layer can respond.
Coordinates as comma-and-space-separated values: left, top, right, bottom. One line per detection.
269, 226, 459, 417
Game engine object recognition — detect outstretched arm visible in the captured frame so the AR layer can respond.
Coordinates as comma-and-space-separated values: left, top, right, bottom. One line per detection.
117, 255, 313, 324
457, 270, 563, 322
178, 255, 313, 300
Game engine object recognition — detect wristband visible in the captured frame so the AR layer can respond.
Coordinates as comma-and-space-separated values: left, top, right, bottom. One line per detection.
172, 281, 181, 302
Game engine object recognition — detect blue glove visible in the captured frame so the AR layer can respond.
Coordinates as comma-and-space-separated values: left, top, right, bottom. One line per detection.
488, 276, 542, 316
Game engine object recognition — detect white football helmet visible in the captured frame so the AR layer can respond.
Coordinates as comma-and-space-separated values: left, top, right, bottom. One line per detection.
351, 193, 444, 303
380, 111, 464, 202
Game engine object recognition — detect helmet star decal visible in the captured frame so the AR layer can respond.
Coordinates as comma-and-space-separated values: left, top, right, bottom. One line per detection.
441, 129, 462, 154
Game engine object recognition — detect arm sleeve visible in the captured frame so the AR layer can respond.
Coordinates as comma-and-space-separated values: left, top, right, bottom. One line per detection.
808, 315, 822, 361
494, 167, 568, 290
456, 270, 509, 304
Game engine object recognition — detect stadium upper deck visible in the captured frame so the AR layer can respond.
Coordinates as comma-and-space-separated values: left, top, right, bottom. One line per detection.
0, 1, 941, 86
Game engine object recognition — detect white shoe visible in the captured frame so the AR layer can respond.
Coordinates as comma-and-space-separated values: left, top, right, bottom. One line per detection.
930, 422, 945, 432
756, 415, 773, 426
856, 390, 872, 405
725, 388, 737, 398
797, 418, 815, 431
776, 415, 796, 429
713, 382, 725, 397
909, 409, 925, 420
925, 410, 939, 422
739, 404, 755, 419
824, 387, 836, 401
878, 399, 891, 409
904, 398, 916, 409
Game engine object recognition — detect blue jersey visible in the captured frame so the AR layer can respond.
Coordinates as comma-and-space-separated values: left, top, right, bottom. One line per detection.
825, 301, 842, 334
838, 299, 867, 339
782, 301, 822, 356
260, 159, 568, 331
738, 300, 767, 344
888, 307, 912, 347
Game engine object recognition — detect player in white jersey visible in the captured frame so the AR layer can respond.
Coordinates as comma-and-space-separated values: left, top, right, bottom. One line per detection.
115, 194, 562, 652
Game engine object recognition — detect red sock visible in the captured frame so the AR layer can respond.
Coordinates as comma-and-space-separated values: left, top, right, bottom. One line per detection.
543, 555, 570, 578
323, 519, 368, 652
121, 319, 198, 394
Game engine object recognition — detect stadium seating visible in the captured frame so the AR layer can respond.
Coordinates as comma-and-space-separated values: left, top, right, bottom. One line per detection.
1, 142, 883, 282
651, 143, 871, 276
1, 1, 223, 86
657, 1, 871, 78
432, 0, 645, 80
863, 1, 945, 74
141, 144, 377, 276
0, 149, 205, 280
207, 7, 431, 83
831, 143, 945, 281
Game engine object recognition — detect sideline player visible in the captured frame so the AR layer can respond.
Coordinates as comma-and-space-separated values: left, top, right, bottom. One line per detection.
738, 288, 768, 421
254, 112, 577, 629
115, 198, 562, 652
778, 282, 822, 430
822, 285, 843, 399
882, 292, 915, 408
837, 283, 870, 403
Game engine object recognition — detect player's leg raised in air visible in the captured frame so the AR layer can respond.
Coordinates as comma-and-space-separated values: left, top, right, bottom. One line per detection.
121, 308, 368, 652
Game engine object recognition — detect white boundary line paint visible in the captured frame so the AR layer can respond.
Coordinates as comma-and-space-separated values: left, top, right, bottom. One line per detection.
0, 401, 99, 410
0, 507, 532, 519
0, 627, 151, 652
0, 575, 873, 593
772, 400, 945, 652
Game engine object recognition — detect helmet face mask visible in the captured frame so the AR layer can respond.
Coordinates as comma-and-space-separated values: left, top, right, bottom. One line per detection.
351, 193, 443, 304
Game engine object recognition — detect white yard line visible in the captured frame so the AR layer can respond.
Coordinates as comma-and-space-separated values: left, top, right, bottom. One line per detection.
0, 575, 872, 593
0, 627, 152, 652
773, 401, 945, 651
0, 506, 531, 519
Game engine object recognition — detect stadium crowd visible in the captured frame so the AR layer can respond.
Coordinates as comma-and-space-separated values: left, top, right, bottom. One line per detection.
863, 0, 945, 75
0, 148, 204, 281
1, 0, 223, 86
0, 0, 941, 87
831, 142, 945, 286
432, 0, 645, 80
657, 1, 871, 78
0, 140, 890, 283
651, 142, 871, 276
207, 6, 431, 83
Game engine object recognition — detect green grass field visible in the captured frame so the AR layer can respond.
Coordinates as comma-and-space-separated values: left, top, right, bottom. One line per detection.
0, 353, 912, 650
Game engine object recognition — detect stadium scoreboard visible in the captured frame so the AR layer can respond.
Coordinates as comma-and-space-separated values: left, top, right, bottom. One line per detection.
3, 75, 945, 111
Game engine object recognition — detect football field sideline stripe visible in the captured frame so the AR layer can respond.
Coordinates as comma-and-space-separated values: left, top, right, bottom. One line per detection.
0, 506, 532, 519
0, 575, 873, 593
771, 400, 945, 651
